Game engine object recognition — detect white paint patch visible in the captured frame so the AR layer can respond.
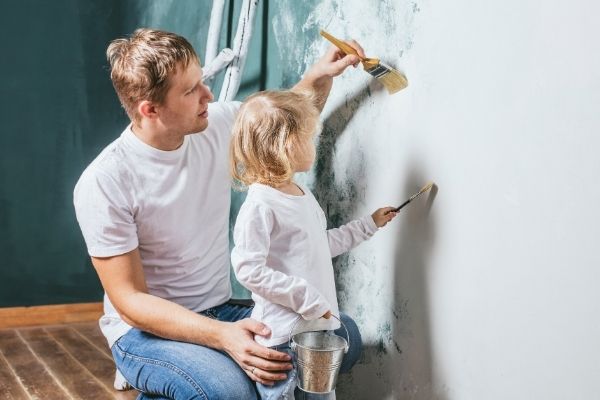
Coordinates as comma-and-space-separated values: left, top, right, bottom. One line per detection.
272, 0, 600, 398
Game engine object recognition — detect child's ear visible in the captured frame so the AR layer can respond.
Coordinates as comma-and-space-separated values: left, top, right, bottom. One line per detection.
285, 140, 296, 158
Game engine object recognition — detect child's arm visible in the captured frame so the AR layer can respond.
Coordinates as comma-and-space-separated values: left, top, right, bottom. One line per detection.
232, 202, 331, 321
327, 207, 397, 258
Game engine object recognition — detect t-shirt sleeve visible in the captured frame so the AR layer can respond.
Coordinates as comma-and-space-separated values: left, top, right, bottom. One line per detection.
211, 100, 241, 135
199, 101, 242, 152
73, 168, 138, 257
225, 100, 242, 117
327, 215, 379, 258
224, 101, 242, 135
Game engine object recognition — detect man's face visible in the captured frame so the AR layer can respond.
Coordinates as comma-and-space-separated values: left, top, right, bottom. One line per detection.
159, 60, 214, 135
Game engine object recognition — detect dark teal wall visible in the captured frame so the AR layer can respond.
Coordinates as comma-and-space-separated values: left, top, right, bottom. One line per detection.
0, 0, 123, 306
0, 0, 280, 306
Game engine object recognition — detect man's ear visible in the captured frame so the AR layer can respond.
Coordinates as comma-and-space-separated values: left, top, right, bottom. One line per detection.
138, 100, 159, 120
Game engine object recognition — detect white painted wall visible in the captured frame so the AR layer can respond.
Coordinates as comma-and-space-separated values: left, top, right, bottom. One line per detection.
274, 0, 600, 398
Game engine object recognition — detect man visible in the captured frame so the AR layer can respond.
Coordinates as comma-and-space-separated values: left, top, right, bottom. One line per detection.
74, 28, 365, 399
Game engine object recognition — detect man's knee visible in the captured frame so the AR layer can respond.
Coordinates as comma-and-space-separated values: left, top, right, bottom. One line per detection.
337, 313, 363, 373
112, 330, 257, 400
126, 362, 257, 400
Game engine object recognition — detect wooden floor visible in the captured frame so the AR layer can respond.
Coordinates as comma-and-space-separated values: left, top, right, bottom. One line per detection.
0, 322, 138, 400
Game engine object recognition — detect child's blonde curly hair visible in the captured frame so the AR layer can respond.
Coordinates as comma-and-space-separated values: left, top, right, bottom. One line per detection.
230, 90, 321, 188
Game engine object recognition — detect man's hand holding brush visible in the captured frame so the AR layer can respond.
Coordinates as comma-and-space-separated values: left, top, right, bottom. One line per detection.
315, 39, 366, 77
294, 36, 367, 110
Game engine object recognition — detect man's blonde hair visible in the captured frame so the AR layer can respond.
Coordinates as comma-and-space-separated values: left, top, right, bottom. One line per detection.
106, 28, 198, 122
230, 90, 321, 188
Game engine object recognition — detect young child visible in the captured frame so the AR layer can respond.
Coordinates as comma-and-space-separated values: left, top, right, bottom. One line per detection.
230, 90, 397, 399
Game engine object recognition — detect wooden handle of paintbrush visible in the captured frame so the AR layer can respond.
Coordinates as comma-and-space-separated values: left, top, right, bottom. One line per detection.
320, 30, 360, 57
319, 30, 381, 69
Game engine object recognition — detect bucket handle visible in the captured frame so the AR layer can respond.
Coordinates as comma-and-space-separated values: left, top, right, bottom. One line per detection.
288, 314, 349, 354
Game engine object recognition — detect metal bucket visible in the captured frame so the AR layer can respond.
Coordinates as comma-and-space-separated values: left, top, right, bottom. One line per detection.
289, 315, 349, 394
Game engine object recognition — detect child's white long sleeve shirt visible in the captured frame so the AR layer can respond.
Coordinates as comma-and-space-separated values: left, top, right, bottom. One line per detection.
231, 182, 378, 346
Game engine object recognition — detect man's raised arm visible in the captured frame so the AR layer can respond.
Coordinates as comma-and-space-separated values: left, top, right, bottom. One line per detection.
292, 39, 366, 111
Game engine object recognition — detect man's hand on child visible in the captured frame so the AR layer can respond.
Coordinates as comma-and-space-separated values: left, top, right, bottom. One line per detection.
220, 319, 293, 386
372, 207, 398, 227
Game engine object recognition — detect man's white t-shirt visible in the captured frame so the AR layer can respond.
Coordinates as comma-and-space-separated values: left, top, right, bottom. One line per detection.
231, 182, 378, 347
74, 101, 240, 348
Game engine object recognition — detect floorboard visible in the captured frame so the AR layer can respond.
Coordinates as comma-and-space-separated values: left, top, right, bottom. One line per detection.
72, 322, 113, 358
0, 349, 29, 400
0, 329, 71, 399
19, 328, 114, 399
0, 322, 138, 400
47, 326, 137, 400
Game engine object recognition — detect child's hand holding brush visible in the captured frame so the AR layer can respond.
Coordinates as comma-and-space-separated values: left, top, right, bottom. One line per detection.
372, 207, 398, 227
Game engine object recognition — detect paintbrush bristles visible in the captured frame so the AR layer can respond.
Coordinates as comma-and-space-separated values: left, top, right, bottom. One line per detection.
392, 182, 434, 213
376, 65, 408, 94
409, 182, 434, 201
419, 182, 434, 194
319, 29, 408, 94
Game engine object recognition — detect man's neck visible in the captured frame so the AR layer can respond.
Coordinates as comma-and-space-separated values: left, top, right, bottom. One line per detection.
131, 123, 185, 151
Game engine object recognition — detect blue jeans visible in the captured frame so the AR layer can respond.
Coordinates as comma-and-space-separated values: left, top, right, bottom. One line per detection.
112, 301, 255, 400
256, 314, 362, 400
112, 302, 362, 400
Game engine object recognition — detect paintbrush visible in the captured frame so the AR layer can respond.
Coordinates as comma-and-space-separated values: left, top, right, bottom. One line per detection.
392, 182, 434, 212
320, 30, 408, 94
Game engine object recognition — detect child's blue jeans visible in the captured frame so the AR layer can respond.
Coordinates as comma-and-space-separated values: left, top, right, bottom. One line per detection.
257, 314, 363, 400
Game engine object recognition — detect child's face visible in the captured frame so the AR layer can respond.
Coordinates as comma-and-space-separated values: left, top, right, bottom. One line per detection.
292, 133, 316, 172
